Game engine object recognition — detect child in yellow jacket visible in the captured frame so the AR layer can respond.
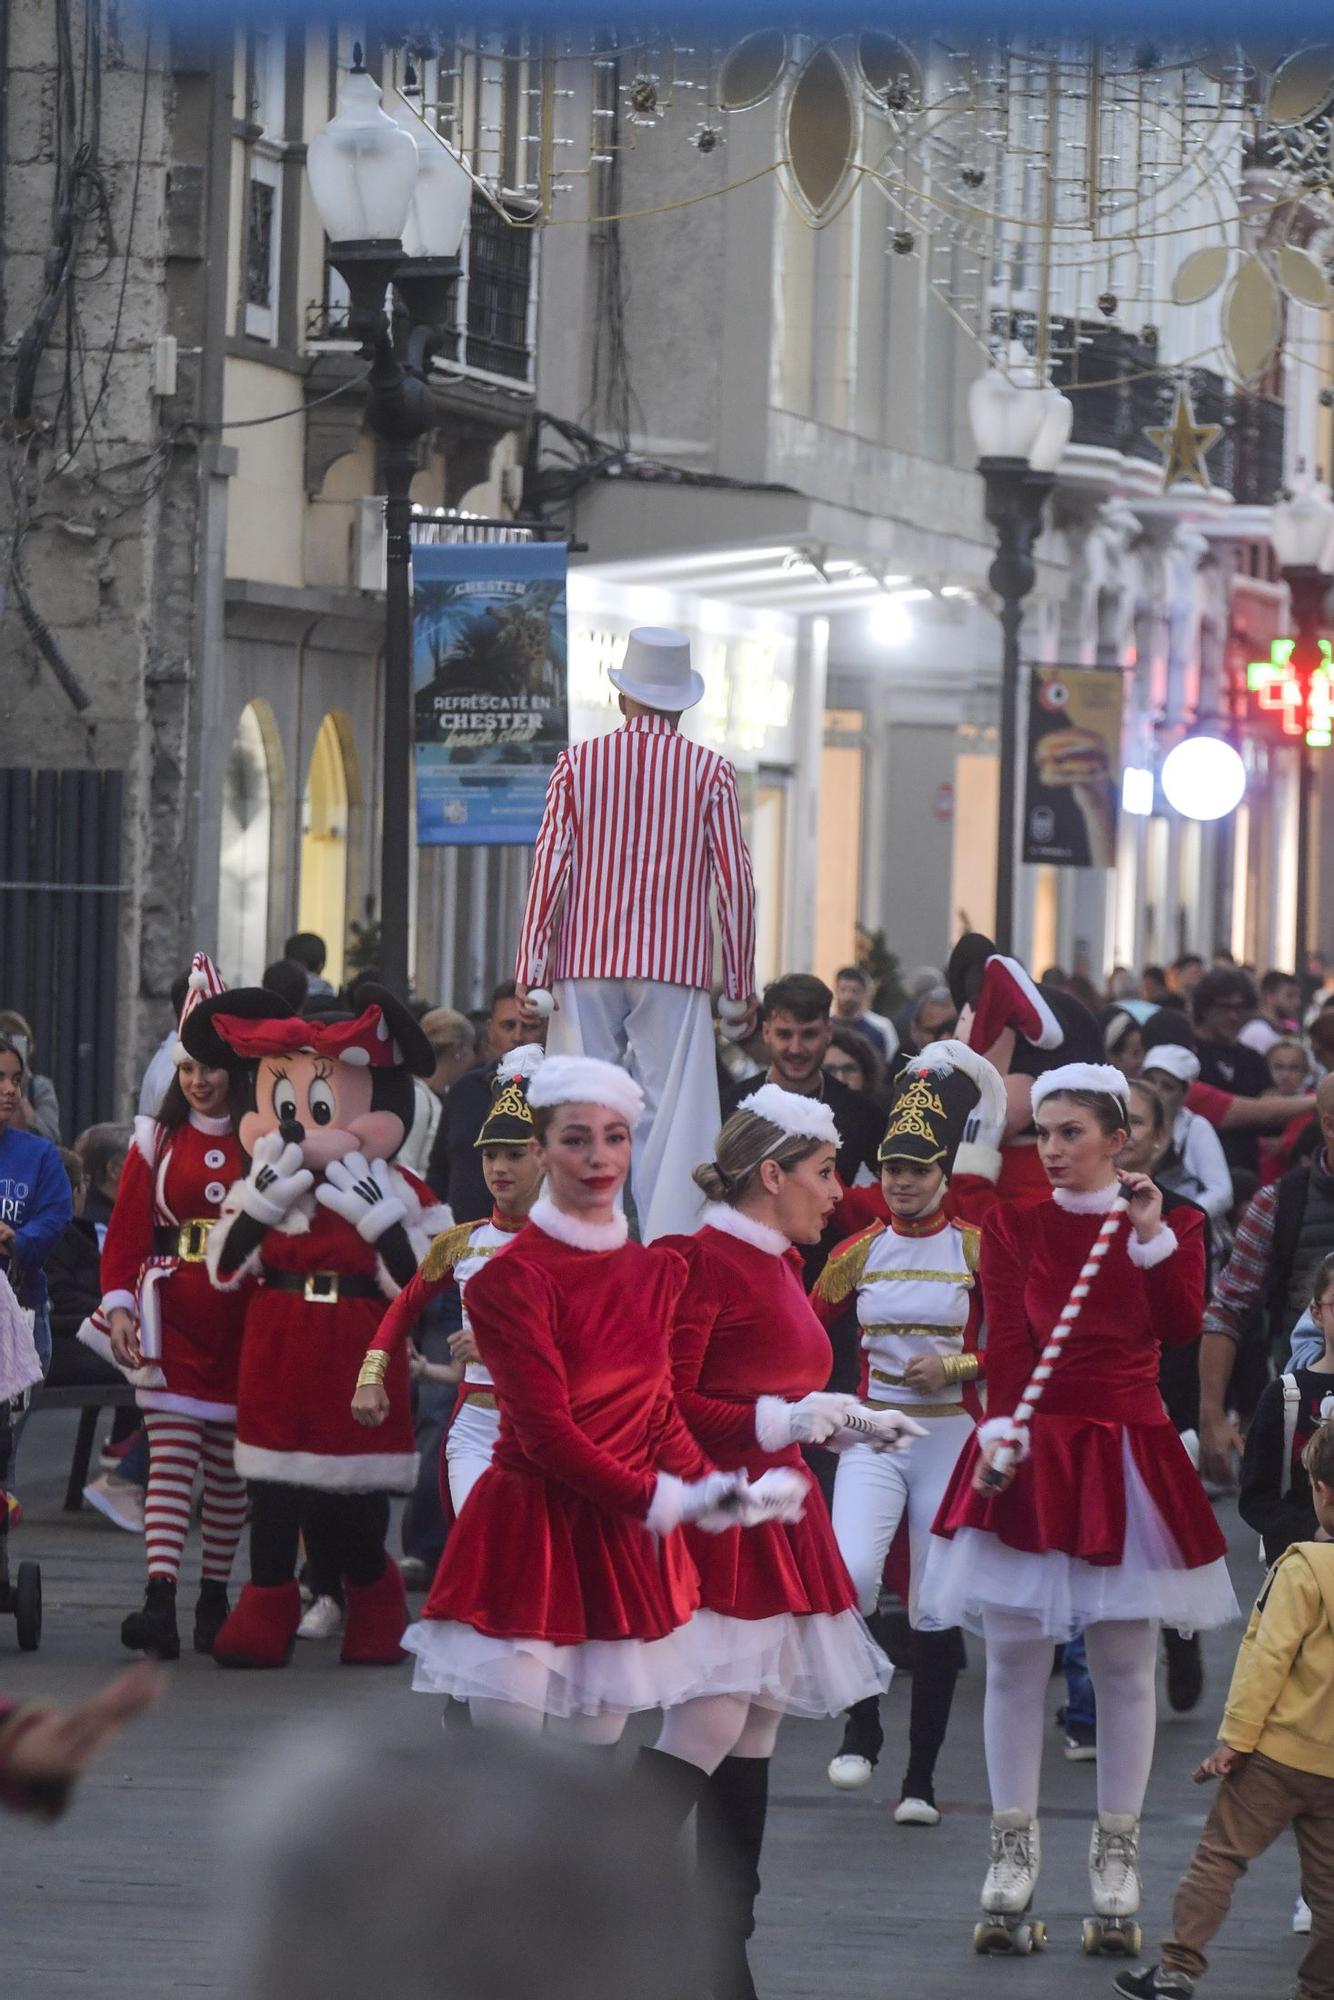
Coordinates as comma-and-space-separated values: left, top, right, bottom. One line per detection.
1115, 1418, 1334, 2000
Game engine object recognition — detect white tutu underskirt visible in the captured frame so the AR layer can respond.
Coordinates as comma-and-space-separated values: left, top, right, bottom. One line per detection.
402, 1607, 891, 1720
917, 1436, 1240, 1642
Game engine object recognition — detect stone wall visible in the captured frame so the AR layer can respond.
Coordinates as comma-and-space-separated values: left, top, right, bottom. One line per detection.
0, 2, 222, 1108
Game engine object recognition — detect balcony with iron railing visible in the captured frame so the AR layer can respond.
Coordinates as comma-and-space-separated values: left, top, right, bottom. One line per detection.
306, 195, 536, 390
991, 310, 1284, 503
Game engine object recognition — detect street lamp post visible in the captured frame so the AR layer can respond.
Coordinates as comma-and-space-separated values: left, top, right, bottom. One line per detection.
306, 52, 472, 997
968, 349, 1073, 953
1269, 478, 1334, 991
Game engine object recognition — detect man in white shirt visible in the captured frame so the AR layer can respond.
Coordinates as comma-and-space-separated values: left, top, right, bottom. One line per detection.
1238, 968, 1302, 1056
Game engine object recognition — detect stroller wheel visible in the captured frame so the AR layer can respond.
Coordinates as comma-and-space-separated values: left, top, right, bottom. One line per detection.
15, 1561, 41, 1651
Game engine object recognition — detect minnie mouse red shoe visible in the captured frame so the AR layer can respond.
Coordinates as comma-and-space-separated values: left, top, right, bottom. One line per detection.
212, 1580, 303, 1669
340, 1559, 409, 1666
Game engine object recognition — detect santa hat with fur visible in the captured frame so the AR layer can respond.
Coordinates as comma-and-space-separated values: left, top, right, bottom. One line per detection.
173, 952, 226, 1063
527, 1055, 644, 1130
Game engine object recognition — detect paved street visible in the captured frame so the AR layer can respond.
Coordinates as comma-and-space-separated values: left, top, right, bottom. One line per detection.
0, 1409, 1304, 1999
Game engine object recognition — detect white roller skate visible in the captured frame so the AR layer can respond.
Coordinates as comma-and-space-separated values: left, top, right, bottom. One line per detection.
973, 1810, 1045, 1954
1083, 1811, 1142, 1956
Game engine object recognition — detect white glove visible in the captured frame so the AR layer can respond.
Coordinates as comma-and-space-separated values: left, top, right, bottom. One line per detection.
830, 1405, 930, 1455
731, 1467, 808, 1527
755, 1390, 860, 1451
315, 1154, 408, 1242
646, 1470, 742, 1535
239, 1133, 314, 1226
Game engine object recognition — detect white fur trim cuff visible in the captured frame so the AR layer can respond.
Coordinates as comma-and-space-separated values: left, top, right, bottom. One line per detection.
702, 1204, 789, 1257
755, 1396, 795, 1452
1031, 1064, 1130, 1116
136, 1391, 238, 1422
529, 1198, 628, 1253
952, 1141, 1001, 1184
233, 1443, 419, 1493
527, 1056, 644, 1129
646, 1472, 687, 1535
735, 1082, 841, 1149
976, 1415, 1031, 1463
1126, 1225, 1177, 1270
99, 1290, 137, 1318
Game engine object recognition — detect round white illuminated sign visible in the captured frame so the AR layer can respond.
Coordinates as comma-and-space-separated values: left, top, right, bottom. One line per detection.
1160, 736, 1246, 822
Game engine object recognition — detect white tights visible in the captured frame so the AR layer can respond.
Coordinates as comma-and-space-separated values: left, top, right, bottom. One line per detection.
467, 1689, 784, 1765
654, 1694, 783, 1771
982, 1609, 1158, 1820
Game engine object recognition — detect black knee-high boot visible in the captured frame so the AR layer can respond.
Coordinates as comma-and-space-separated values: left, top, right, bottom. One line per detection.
698, 1755, 769, 2000
635, 1744, 711, 1832
902, 1626, 965, 1805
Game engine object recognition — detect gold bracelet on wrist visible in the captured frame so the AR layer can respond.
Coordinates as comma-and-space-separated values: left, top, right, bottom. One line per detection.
940, 1353, 981, 1385
355, 1351, 390, 1391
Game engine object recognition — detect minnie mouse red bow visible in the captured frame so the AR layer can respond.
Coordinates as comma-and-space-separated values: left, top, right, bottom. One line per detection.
208, 1004, 402, 1069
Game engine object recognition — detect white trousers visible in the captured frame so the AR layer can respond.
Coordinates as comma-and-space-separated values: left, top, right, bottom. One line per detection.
548, 978, 720, 1242
830, 1412, 975, 1626
445, 1400, 500, 1516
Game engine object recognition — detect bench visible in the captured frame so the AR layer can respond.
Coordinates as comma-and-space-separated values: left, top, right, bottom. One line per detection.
31, 1384, 138, 1513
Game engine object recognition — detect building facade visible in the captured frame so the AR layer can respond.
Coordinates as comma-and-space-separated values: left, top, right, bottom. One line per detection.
5, 17, 1332, 1137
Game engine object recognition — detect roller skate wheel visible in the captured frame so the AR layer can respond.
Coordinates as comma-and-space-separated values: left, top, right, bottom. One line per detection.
15, 1561, 41, 1652
1081, 1918, 1099, 1954
827, 1753, 874, 1791
1030, 1921, 1047, 1950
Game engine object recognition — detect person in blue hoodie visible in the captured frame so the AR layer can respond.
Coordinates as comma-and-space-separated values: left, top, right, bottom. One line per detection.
0, 1036, 73, 1379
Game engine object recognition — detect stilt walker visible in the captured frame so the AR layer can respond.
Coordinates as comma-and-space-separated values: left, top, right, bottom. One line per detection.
186, 987, 445, 1670
650, 1084, 911, 2000
352, 1045, 545, 1514
94, 955, 251, 1660
812, 1042, 1006, 1824
919, 1063, 1238, 1957
514, 627, 759, 1241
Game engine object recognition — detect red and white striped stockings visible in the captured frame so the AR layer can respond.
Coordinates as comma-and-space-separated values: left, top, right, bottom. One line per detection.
142, 1411, 247, 1584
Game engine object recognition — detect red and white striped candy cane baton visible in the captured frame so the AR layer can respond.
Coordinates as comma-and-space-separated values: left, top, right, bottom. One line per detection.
981, 1190, 1131, 1489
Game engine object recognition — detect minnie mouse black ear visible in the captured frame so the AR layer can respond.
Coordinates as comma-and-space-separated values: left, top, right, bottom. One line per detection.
348, 984, 435, 1079
180, 988, 295, 1068
946, 932, 996, 1016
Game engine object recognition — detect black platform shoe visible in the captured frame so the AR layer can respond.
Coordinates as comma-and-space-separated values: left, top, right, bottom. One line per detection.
121, 1577, 180, 1661
193, 1579, 231, 1656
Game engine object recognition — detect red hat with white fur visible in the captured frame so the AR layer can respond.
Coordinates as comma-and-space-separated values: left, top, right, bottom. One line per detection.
173, 952, 226, 1063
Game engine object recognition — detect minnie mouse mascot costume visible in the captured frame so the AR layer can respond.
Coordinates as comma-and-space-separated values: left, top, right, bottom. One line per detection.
182, 986, 444, 1669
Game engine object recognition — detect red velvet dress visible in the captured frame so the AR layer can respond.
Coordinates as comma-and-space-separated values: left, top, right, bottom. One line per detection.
98, 1114, 248, 1419
404, 1200, 725, 1718
663, 1209, 889, 1716
923, 1185, 1238, 1639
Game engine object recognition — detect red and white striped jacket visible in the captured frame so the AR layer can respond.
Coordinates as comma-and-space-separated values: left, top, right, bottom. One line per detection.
515, 713, 757, 1000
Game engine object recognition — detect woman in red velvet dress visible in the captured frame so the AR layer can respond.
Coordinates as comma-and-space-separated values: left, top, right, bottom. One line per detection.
921, 1063, 1237, 1951
648, 1083, 899, 2000
403, 1055, 747, 1740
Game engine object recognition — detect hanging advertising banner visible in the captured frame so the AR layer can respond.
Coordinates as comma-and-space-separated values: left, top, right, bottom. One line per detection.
1021, 665, 1124, 868
412, 541, 568, 845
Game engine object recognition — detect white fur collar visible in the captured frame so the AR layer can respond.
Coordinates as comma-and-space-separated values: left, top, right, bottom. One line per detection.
530, 1197, 628, 1253
1051, 1181, 1121, 1214
189, 1111, 232, 1135
701, 1203, 789, 1257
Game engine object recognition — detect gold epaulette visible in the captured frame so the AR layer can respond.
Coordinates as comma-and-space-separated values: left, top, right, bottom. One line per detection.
960, 1222, 981, 1278
421, 1221, 479, 1284
812, 1223, 885, 1305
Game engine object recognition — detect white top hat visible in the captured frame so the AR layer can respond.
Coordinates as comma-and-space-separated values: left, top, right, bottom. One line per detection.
607, 627, 705, 712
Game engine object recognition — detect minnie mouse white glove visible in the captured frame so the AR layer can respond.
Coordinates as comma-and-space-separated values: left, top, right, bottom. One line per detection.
755, 1391, 860, 1450
239, 1134, 314, 1226
315, 1153, 408, 1242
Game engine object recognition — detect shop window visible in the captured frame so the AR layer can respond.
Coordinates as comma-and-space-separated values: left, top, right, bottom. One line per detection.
219, 702, 277, 985
242, 27, 287, 343
299, 713, 351, 987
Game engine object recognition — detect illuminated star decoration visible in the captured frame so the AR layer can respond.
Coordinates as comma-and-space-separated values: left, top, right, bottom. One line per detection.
1143, 385, 1223, 491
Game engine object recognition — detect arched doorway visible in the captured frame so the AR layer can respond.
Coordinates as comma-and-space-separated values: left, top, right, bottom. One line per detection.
299, 713, 351, 987
219, 700, 279, 985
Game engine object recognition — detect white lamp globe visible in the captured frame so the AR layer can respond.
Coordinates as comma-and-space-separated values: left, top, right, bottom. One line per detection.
308, 65, 419, 245
1160, 736, 1246, 822
391, 83, 473, 259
